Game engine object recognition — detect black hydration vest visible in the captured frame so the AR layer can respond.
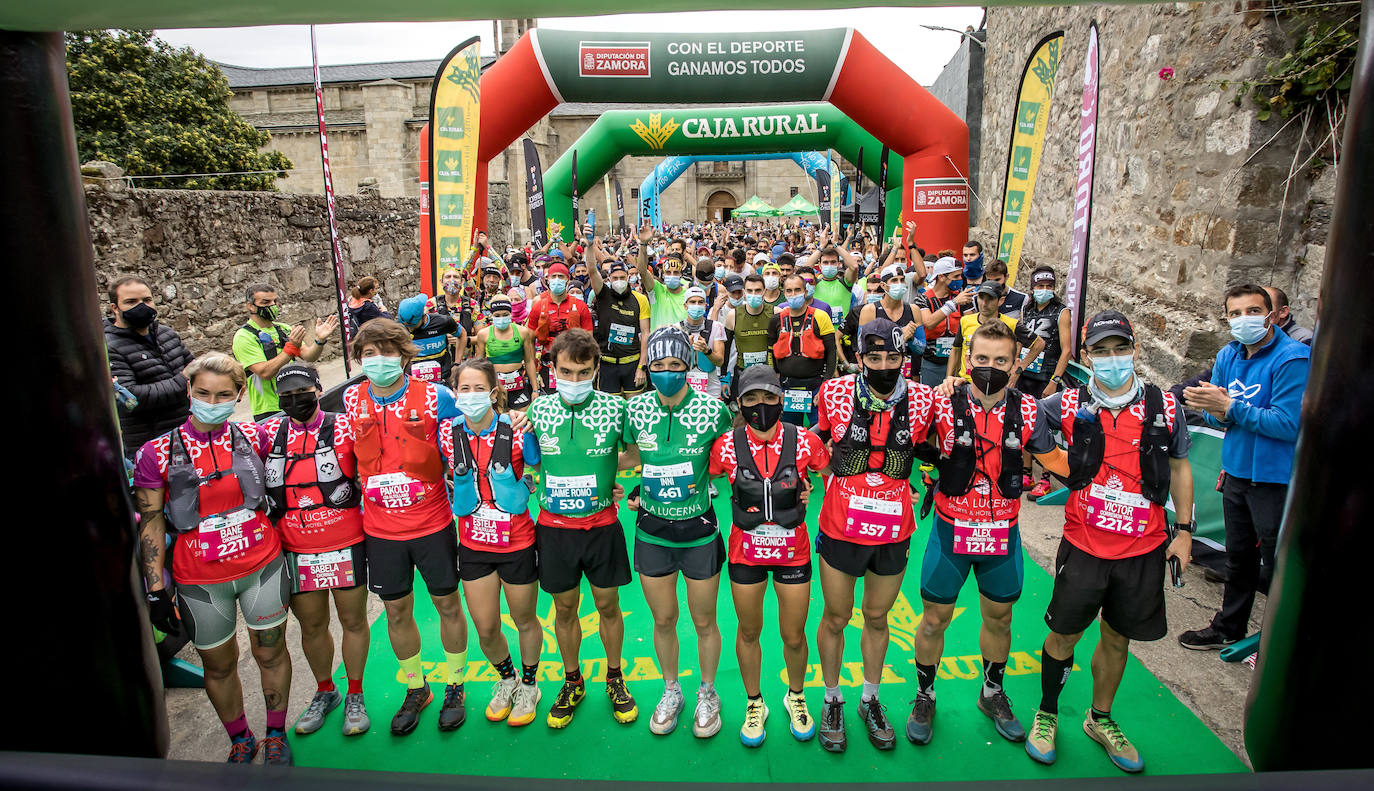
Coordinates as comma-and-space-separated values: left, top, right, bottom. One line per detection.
242, 322, 289, 360
830, 385, 917, 481
165, 424, 267, 533
263, 413, 361, 521
730, 425, 805, 530
1064, 384, 1172, 505
937, 388, 1024, 500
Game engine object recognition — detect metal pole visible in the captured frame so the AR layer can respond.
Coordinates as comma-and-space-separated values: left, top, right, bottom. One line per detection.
311, 25, 352, 376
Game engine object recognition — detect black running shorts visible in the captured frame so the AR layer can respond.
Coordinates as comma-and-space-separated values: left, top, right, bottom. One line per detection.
535, 519, 632, 594
459, 544, 538, 585
816, 533, 911, 578
365, 527, 460, 601
1044, 538, 1168, 642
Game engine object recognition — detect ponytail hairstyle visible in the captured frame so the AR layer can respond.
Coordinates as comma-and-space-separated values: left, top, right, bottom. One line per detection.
350, 276, 379, 300
451, 357, 508, 414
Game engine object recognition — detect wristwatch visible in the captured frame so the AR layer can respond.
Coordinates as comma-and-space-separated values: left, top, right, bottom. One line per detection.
1051, 375, 1063, 384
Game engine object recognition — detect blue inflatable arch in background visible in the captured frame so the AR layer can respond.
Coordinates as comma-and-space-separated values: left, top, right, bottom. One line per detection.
640, 151, 828, 227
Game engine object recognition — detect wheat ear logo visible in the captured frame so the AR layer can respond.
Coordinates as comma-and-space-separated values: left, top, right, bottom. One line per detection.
630, 113, 680, 150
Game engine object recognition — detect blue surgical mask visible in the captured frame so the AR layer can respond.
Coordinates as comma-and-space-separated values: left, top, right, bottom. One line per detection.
664, 275, 682, 290
887, 283, 907, 300
804, 284, 815, 298
865, 293, 883, 305
787, 294, 806, 310
549, 278, 567, 296
1092, 354, 1136, 390
189, 397, 236, 425
630, 274, 641, 285
493, 316, 512, 330
556, 377, 594, 405
1033, 289, 1054, 304
456, 392, 493, 421
362, 355, 404, 387
864, 253, 876, 263
650, 370, 687, 395
821, 264, 838, 279
686, 304, 706, 321
714, 268, 725, 281
510, 275, 521, 287
746, 294, 764, 310
728, 296, 743, 307
1229, 315, 1269, 345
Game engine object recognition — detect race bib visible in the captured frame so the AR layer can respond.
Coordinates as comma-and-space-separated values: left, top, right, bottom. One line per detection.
742, 350, 768, 368
783, 388, 814, 414
1019, 346, 1045, 375
295, 548, 356, 592
497, 369, 526, 393
546, 473, 598, 514
365, 472, 423, 509
843, 495, 903, 542
643, 461, 696, 503
952, 518, 1010, 556
198, 508, 262, 562
464, 505, 512, 547
686, 370, 710, 395
935, 335, 956, 358
608, 323, 636, 346
412, 360, 442, 383
1086, 484, 1152, 537
741, 523, 802, 564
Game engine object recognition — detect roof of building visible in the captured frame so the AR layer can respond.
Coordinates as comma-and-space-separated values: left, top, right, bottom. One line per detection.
216, 56, 496, 89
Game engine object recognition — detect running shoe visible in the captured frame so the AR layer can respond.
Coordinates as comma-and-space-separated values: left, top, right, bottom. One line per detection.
342, 692, 370, 736
226, 733, 257, 764
486, 676, 519, 722
607, 676, 639, 723
783, 689, 815, 741
1025, 710, 1058, 764
437, 683, 466, 731
740, 697, 768, 747
295, 689, 341, 735
1021, 474, 1035, 492
546, 680, 586, 729
508, 683, 541, 727
818, 698, 846, 753
905, 692, 936, 745
260, 730, 292, 766
694, 685, 722, 738
859, 697, 896, 750
390, 685, 433, 736
1028, 478, 1053, 501
977, 689, 1026, 742
1083, 711, 1144, 773
1178, 626, 1240, 650
650, 685, 685, 735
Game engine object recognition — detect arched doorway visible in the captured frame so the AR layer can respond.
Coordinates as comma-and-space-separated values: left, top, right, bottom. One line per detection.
705, 190, 738, 223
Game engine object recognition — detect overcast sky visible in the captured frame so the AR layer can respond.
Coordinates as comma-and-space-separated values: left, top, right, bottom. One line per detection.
157, 7, 983, 85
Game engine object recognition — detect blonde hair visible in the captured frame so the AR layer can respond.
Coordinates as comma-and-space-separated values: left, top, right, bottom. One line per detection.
184, 352, 246, 390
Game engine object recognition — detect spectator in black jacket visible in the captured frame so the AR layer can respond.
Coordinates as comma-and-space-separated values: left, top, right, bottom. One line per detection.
105, 276, 194, 458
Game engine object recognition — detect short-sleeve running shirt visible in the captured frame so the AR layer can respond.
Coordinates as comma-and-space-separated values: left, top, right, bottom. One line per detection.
257, 412, 363, 553
624, 387, 733, 521
232, 321, 293, 416
526, 390, 627, 529
439, 414, 541, 552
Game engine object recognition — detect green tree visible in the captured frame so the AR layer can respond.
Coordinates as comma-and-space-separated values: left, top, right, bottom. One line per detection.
65, 29, 292, 190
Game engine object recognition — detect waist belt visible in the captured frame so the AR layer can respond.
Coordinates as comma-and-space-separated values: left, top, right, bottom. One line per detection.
601, 352, 642, 364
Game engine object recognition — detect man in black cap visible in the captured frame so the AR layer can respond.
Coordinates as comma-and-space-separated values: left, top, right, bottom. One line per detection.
714, 273, 747, 399
947, 280, 1042, 386
587, 258, 649, 398
812, 318, 937, 753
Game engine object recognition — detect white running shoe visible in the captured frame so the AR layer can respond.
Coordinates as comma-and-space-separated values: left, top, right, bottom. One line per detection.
693, 685, 722, 738
650, 685, 685, 735
485, 676, 519, 722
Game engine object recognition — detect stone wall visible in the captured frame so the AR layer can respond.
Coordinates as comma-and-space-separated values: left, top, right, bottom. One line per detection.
87, 182, 423, 359
976, 3, 1333, 383
928, 31, 987, 224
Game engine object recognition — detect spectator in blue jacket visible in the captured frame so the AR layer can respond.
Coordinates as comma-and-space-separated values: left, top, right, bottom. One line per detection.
1178, 284, 1311, 650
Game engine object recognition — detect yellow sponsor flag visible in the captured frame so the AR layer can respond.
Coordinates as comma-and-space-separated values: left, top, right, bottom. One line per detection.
997, 31, 1064, 285
429, 36, 482, 289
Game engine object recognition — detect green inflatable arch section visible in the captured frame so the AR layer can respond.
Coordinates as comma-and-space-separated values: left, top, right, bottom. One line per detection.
544, 102, 901, 236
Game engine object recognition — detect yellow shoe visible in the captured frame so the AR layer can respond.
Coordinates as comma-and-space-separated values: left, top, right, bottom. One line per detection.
607, 675, 638, 723
740, 697, 768, 747
545, 680, 585, 729
485, 676, 518, 722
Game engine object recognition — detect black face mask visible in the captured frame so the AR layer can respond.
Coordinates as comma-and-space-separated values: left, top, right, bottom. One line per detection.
970, 366, 1011, 395
279, 391, 319, 423
741, 400, 784, 433
864, 365, 902, 394
121, 302, 157, 330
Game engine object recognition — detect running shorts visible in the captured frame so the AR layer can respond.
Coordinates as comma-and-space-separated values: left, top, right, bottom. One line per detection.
728, 560, 812, 586
178, 553, 291, 650
816, 533, 911, 578
535, 519, 632, 594
597, 360, 644, 397
1045, 538, 1169, 642
634, 535, 726, 581
284, 541, 368, 595
365, 526, 460, 601
459, 544, 539, 585
919, 515, 1024, 605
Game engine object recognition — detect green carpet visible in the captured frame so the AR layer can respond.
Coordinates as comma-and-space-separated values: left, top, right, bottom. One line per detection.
293, 472, 1246, 780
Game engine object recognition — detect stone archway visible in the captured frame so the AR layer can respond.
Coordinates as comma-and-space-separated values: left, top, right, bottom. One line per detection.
705, 189, 738, 223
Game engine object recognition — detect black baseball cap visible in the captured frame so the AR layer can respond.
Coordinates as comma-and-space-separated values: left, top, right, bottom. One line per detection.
858, 318, 903, 355
735, 365, 783, 398
723, 273, 745, 293
1082, 310, 1135, 346
976, 280, 1005, 299
275, 362, 321, 393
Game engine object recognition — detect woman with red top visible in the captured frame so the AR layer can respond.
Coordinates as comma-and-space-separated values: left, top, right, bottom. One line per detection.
133, 352, 293, 765
709, 365, 830, 748
440, 358, 544, 728
259, 363, 370, 738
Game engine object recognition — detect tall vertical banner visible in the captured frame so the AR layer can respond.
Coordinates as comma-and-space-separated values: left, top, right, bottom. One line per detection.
310, 26, 351, 375
603, 174, 613, 237
878, 145, 890, 238
828, 152, 840, 231
997, 30, 1065, 286
570, 150, 580, 233
419, 127, 432, 293
615, 178, 626, 235
522, 138, 546, 248
428, 36, 482, 289
813, 168, 832, 228
1066, 22, 1100, 359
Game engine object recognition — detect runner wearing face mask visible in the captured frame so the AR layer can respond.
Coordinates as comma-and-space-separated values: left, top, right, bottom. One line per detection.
679, 287, 728, 399
638, 223, 691, 330
728, 274, 773, 378
710, 365, 831, 747
526, 262, 594, 393
397, 293, 462, 385
439, 359, 545, 728
909, 321, 1066, 749
524, 329, 638, 729
476, 297, 538, 411
759, 261, 785, 310
621, 326, 734, 738
812, 319, 937, 753
133, 353, 293, 765
855, 265, 926, 379
260, 364, 370, 738
916, 258, 975, 388
1017, 267, 1074, 500
341, 319, 468, 737
588, 261, 650, 398
767, 274, 837, 427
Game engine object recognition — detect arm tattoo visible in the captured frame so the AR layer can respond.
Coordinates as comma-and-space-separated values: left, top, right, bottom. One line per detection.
138, 534, 162, 588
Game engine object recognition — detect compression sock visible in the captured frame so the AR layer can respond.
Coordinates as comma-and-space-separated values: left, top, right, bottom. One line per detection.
223, 713, 251, 740
981, 658, 1007, 698
605, 665, 623, 681
861, 681, 880, 702
521, 663, 538, 686
824, 685, 843, 703
445, 650, 468, 685
265, 709, 287, 733
493, 655, 516, 680
915, 661, 938, 698
1091, 706, 1111, 722
565, 668, 584, 685
347, 678, 363, 695
399, 653, 425, 690
748, 693, 763, 702
1039, 645, 1073, 715
317, 679, 336, 693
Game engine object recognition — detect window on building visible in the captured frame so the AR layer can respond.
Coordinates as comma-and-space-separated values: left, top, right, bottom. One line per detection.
790, 187, 799, 197
630, 188, 640, 199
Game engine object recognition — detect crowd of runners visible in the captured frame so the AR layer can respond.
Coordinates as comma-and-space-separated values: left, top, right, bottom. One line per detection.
106, 216, 1312, 772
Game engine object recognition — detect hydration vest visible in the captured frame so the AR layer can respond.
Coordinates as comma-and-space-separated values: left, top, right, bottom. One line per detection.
730, 425, 805, 530
448, 418, 530, 516
594, 288, 642, 359
1064, 385, 1172, 505
165, 424, 267, 533
771, 307, 826, 361
831, 385, 918, 481
263, 413, 360, 521
242, 322, 289, 360
937, 388, 1025, 500
350, 380, 444, 485
923, 288, 961, 340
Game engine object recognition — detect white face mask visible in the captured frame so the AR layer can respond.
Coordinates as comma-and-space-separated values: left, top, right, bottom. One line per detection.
609, 279, 628, 294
